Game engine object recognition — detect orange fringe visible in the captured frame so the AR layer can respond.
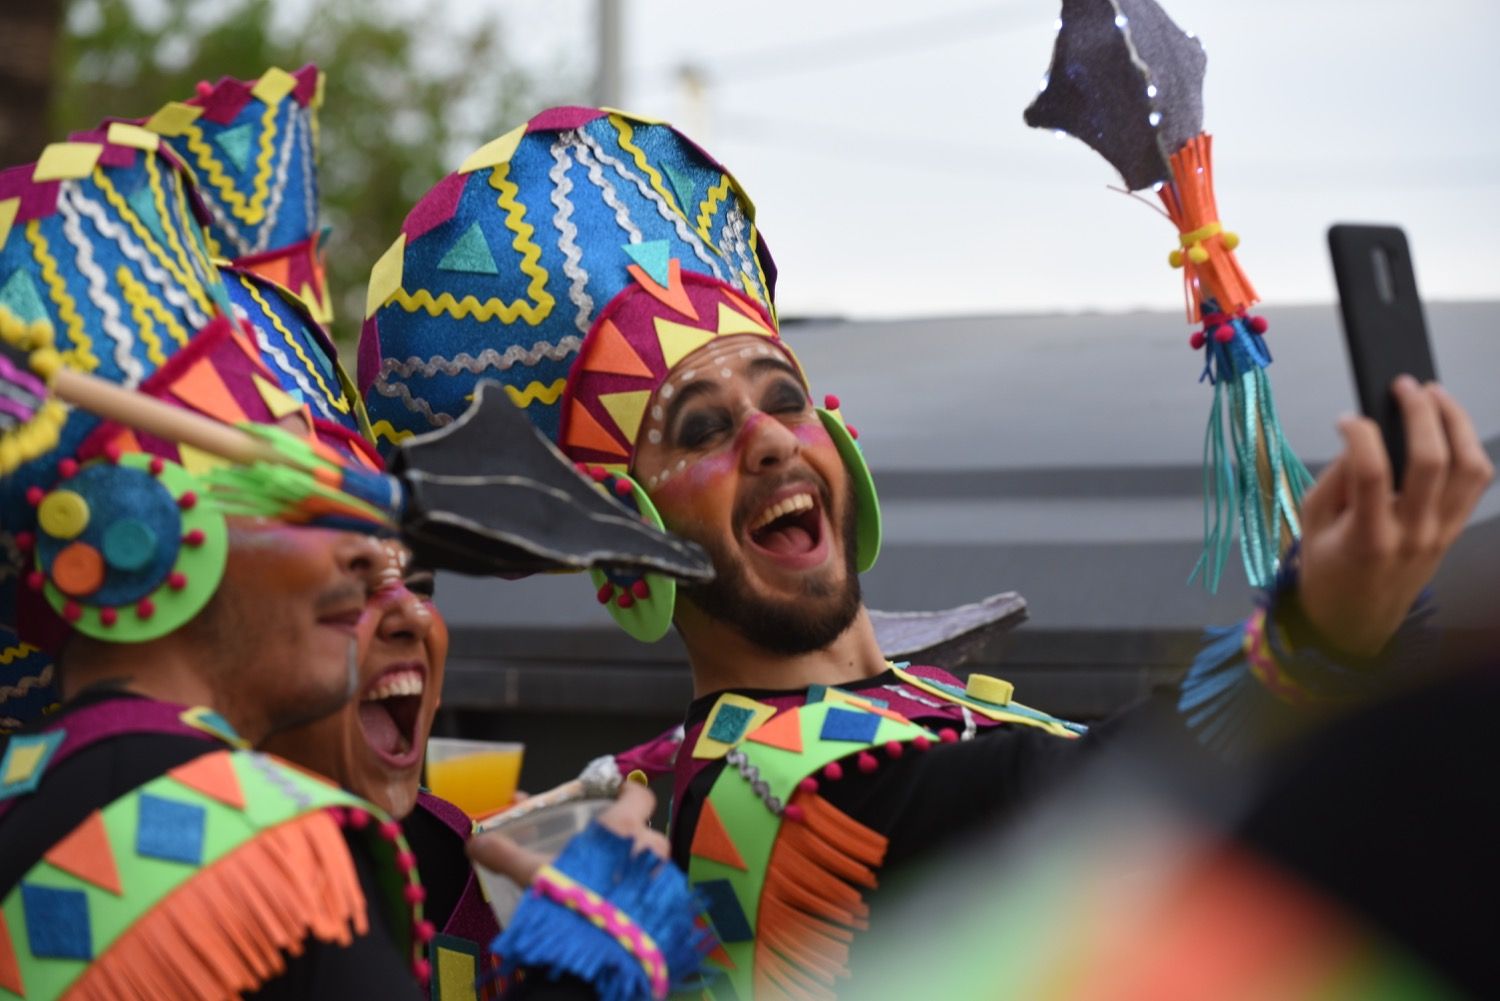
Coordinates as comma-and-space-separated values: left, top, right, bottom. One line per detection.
752, 793, 888, 1001
1157, 133, 1258, 322
66, 808, 368, 1000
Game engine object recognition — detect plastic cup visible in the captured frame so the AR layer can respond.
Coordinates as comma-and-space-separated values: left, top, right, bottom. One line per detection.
472, 796, 614, 926
424, 737, 524, 820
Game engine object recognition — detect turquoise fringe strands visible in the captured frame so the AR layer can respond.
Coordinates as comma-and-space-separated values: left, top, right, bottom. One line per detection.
1190, 304, 1313, 592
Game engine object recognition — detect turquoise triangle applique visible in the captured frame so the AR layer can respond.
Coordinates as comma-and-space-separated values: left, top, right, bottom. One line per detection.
179, 706, 248, 748
438, 222, 499, 275
214, 123, 256, 173
0, 270, 49, 325
662, 163, 697, 214
622, 239, 672, 288
0, 730, 65, 800
125, 185, 171, 249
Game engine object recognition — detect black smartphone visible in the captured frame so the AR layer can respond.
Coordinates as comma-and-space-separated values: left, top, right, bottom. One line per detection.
1327, 224, 1438, 487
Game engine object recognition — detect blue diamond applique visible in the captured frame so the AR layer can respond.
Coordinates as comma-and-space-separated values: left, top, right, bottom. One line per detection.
21, 884, 92, 959
695, 879, 753, 943
707, 704, 755, 744
136, 793, 206, 864
820, 707, 880, 744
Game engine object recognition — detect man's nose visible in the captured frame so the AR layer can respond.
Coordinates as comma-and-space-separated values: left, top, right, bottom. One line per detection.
375, 586, 432, 643
740, 413, 799, 473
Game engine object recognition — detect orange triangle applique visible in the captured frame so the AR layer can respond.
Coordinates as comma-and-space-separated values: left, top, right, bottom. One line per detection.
168, 751, 246, 810
44, 810, 122, 895
628, 258, 699, 321
256, 256, 291, 289
723, 287, 767, 323
707, 942, 737, 971
583, 318, 655, 379
0, 909, 21, 995
106, 427, 143, 456
690, 799, 747, 872
744, 709, 803, 754
169, 357, 250, 425
563, 400, 628, 458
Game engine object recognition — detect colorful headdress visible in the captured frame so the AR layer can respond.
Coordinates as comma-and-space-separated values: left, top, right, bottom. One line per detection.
1026, 0, 1312, 590
136, 65, 332, 322
361, 108, 880, 640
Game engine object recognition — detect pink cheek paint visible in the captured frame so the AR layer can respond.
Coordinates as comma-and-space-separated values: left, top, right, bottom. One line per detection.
794, 422, 833, 448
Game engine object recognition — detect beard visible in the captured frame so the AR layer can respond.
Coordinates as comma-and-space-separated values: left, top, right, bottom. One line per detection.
680, 477, 862, 656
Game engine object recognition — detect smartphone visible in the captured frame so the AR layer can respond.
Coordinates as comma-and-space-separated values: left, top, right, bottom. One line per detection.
1327, 224, 1438, 487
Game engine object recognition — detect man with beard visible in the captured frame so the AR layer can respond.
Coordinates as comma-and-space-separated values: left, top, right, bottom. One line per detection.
360, 107, 1492, 998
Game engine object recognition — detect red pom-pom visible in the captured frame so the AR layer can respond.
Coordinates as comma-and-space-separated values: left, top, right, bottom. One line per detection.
379, 820, 402, 841
1203, 311, 1227, 327
631, 579, 650, 599
412, 959, 431, 983
589, 465, 609, 482
396, 850, 417, 872
822, 761, 843, 781
1189, 331, 1207, 350
183, 529, 206, 547
596, 582, 614, 604
612, 478, 633, 496
857, 751, 878, 774
136, 598, 155, 619
797, 776, 819, 795
57, 458, 78, 479
939, 728, 958, 744
100, 607, 118, 627
24, 570, 45, 592
1248, 315, 1269, 335
103, 441, 123, 463
24, 487, 44, 507
346, 808, 370, 829
178, 491, 198, 510
847, 424, 859, 440
149, 457, 165, 475
404, 883, 427, 904
884, 740, 904, 759
1213, 324, 1234, 344
195, 80, 213, 97
414, 920, 436, 943
782, 804, 805, 823
913, 735, 931, 751
823, 394, 840, 410
14, 532, 33, 553
167, 571, 188, 590
616, 591, 635, 609
63, 601, 83, 622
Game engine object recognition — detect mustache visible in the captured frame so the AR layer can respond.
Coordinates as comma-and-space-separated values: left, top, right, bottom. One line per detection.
732, 471, 830, 537
312, 583, 367, 618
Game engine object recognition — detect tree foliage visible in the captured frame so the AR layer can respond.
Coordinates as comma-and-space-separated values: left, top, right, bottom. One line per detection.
52, 0, 581, 341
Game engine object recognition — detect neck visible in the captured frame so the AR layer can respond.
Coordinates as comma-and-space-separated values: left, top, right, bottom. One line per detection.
679, 604, 887, 698
60, 634, 267, 744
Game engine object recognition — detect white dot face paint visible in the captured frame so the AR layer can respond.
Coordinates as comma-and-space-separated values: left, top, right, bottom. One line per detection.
720, 369, 732, 378
647, 429, 662, 444
651, 405, 663, 421
660, 384, 675, 400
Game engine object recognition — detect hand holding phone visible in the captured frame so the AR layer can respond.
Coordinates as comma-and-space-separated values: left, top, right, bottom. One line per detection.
1327, 224, 1438, 487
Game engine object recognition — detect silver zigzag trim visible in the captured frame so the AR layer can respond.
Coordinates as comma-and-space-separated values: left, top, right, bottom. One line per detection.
370, 377, 449, 427
571, 138, 642, 243
376, 338, 581, 380
59, 184, 145, 386
549, 135, 595, 336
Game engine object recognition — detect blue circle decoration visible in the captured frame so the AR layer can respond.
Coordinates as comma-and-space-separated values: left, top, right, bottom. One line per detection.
102, 519, 158, 571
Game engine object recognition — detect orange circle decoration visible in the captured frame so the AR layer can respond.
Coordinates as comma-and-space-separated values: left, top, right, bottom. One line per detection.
51, 541, 107, 597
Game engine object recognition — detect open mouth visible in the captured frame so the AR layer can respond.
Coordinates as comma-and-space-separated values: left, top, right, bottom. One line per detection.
358, 665, 426, 768
746, 489, 827, 568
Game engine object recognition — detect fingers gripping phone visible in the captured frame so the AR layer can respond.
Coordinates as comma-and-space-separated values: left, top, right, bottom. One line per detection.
1328, 224, 1438, 487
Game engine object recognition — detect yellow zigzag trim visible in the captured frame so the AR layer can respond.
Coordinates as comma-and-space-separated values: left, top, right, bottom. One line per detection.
695, 175, 731, 245
94, 169, 214, 318
178, 99, 280, 225
118, 265, 185, 364
610, 115, 685, 219
0, 642, 40, 667
237, 275, 347, 413
370, 419, 414, 448
28, 221, 96, 371
505, 378, 566, 408
145, 150, 204, 304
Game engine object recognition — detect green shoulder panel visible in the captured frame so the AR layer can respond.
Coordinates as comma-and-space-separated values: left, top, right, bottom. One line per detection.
0, 748, 390, 1000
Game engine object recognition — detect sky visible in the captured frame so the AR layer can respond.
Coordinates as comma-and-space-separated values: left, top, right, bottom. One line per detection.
480, 0, 1500, 320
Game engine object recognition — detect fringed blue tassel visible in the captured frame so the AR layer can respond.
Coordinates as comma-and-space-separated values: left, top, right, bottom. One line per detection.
491, 821, 711, 1001
1190, 305, 1314, 592
1177, 619, 1257, 759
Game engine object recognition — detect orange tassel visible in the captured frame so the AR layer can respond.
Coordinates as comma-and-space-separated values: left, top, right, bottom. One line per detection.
1158, 133, 1258, 322
752, 793, 888, 1001
66, 808, 368, 1000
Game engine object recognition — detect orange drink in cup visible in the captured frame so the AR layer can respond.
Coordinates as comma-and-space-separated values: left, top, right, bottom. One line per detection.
425, 737, 524, 820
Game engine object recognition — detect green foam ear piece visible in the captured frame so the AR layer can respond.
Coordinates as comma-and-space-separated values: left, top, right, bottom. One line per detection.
588, 475, 678, 642
817, 408, 880, 573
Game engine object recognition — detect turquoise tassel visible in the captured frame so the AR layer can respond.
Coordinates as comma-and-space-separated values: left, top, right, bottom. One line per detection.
1190, 308, 1313, 592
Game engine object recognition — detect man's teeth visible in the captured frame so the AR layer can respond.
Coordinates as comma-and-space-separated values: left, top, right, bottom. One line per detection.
751, 492, 815, 532
362, 670, 424, 701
